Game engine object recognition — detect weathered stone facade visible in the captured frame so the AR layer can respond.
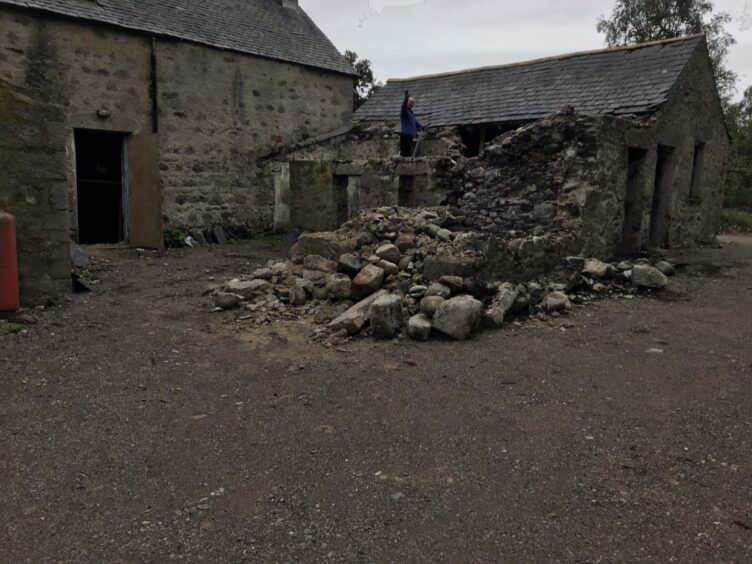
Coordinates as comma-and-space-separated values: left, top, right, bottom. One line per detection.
0, 79, 71, 304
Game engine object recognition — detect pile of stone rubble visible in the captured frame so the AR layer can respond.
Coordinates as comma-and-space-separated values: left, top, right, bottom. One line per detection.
209, 207, 676, 342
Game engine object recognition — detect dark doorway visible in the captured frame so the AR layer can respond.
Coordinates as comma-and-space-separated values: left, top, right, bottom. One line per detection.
398, 176, 415, 207
621, 148, 648, 255
75, 130, 126, 244
333, 175, 349, 227
649, 144, 676, 248
460, 127, 485, 157
689, 142, 706, 203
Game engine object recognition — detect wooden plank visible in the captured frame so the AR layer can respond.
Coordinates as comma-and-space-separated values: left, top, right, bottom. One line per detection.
127, 134, 163, 249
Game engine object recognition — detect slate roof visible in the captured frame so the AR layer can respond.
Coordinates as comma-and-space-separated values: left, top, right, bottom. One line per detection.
356, 36, 705, 127
0, 0, 355, 76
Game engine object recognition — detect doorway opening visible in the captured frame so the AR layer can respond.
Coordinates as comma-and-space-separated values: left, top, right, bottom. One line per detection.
649, 144, 676, 248
621, 147, 648, 255
75, 129, 127, 244
398, 176, 415, 206
333, 175, 349, 227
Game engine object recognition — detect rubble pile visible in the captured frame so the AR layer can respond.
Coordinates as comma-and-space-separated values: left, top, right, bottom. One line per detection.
209, 207, 676, 342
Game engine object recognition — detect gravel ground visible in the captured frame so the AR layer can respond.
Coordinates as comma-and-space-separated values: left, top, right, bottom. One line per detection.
2, 235, 751, 563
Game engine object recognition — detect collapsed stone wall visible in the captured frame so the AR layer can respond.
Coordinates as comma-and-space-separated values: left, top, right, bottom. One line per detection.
0, 80, 71, 305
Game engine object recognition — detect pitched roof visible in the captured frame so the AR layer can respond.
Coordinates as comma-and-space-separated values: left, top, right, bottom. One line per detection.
0, 0, 356, 76
356, 35, 705, 127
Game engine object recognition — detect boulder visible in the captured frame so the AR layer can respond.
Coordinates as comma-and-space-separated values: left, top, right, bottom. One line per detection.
326, 273, 352, 301
351, 264, 385, 300
583, 258, 614, 279
632, 264, 668, 289
420, 296, 445, 317
376, 243, 402, 264
303, 254, 337, 273
370, 294, 404, 339
337, 253, 362, 277
329, 290, 389, 335
407, 314, 432, 341
654, 260, 676, 277
433, 295, 483, 341
214, 292, 242, 310
544, 291, 571, 312
483, 282, 519, 329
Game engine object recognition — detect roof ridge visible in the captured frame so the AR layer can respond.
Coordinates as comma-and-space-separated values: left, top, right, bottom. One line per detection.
389, 34, 705, 83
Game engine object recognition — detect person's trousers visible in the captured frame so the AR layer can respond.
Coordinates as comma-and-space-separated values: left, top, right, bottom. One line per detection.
399, 133, 414, 157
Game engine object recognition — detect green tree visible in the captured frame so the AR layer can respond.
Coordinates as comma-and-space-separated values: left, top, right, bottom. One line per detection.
725, 86, 752, 209
597, 0, 737, 106
344, 50, 382, 110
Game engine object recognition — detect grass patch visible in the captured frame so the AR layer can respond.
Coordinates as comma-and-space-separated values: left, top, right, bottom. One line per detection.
721, 208, 752, 233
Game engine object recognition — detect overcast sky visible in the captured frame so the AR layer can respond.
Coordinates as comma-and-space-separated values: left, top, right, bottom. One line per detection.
300, 0, 752, 98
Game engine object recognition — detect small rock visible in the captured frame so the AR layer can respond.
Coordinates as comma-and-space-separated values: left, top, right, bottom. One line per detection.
425, 224, 441, 238
407, 314, 432, 341
583, 258, 614, 279
214, 293, 242, 310
303, 254, 337, 273
326, 273, 352, 300
420, 296, 445, 317
439, 276, 463, 294
290, 279, 311, 306
632, 264, 668, 289
337, 254, 362, 277
544, 291, 571, 313
483, 282, 518, 329
426, 283, 452, 299
212, 226, 227, 245
370, 294, 404, 339
655, 261, 676, 276
408, 285, 428, 299
617, 261, 632, 272
226, 279, 270, 299
376, 244, 402, 265
433, 295, 482, 341
436, 228, 454, 242
377, 260, 400, 276
351, 264, 385, 300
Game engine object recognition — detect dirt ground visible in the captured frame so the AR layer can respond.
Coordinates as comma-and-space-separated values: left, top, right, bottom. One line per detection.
2, 235, 752, 563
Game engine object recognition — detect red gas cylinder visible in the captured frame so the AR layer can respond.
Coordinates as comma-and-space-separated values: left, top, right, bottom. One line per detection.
0, 212, 20, 312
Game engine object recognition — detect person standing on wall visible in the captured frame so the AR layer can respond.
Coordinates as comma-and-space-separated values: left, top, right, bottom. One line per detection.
400, 90, 422, 157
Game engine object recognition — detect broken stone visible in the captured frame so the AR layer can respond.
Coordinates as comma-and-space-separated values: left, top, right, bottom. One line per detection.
303, 269, 328, 283
250, 267, 275, 281
290, 279, 312, 306
420, 296, 445, 317
376, 243, 402, 264
326, 273, 352, 301
483, 282, 519, 329
303, 254, 337, 273
291, 232, 356, 261
408, 285, 428, 299
351, 264, 385, 300
655, 261, 676, 276
191, 229, 208, 246
632, 264, 668, 289
329, 290, 389, 335
226, 279, 270, 299
337, 253, 362, 277
433, 295, 482, 341
377, 260, 400, 276
544, 291, 571, 313
407, 314, 432, 341
438, 276, 463, 294
426, 283, 452, 299
582, 258, 614, 279
214, 292, 242, 310
370, 294, 404, 339
436, 228, 454, 242
212, 226, 227, 245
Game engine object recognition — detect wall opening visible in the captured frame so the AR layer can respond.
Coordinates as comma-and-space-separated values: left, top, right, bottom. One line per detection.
398, 176, 415, 206
333, 175, 349, 227
621, 147, 648, 255
689, 142, 706, 203
75, 129, 127, 244
460, 127, 485, 157
649, 144, 676, 248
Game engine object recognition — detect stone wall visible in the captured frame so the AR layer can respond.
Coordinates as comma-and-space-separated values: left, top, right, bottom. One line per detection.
0, 5, 354, 236
0, 79, 71, 305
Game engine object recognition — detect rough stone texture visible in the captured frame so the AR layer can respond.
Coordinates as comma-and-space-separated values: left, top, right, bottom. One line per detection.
303, 255, 337, 273
226, 279, 270, 299
369, 294, 403, 339
328, 290, 388, 335
632, 265, 669, 289
351, 264, 385, 300
214, 292, 242, 310
583, 259, 612, 279
655, 261, 677, 276
544, 291, 571, 313
433, 295, 483, 341
419, 296, 445, 317
407, 314, 432, 341
325, 273, 352, 301
376, 244, 402, 264
0, 6, 353, 238
483, 282, 519, 328
0, 79, 71, 305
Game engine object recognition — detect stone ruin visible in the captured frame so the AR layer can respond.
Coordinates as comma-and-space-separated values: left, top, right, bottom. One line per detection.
209, 206, 676, 343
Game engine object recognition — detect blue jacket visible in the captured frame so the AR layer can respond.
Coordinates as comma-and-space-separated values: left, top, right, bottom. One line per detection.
400, 99, 422, 137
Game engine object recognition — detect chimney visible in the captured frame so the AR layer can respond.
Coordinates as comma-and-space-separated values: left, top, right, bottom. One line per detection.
277, 0, 298, 8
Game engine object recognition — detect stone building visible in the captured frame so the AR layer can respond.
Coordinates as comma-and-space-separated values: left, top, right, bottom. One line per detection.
0, 0, 354, 303
272, 35, 729, 261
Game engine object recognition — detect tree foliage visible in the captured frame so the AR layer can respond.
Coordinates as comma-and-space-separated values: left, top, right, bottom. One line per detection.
597, 0, 737, 106
344, 50, 382, 110
725, 87, 752, 209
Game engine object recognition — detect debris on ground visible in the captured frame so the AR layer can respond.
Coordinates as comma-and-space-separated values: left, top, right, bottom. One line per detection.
208, 207, 676, 343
